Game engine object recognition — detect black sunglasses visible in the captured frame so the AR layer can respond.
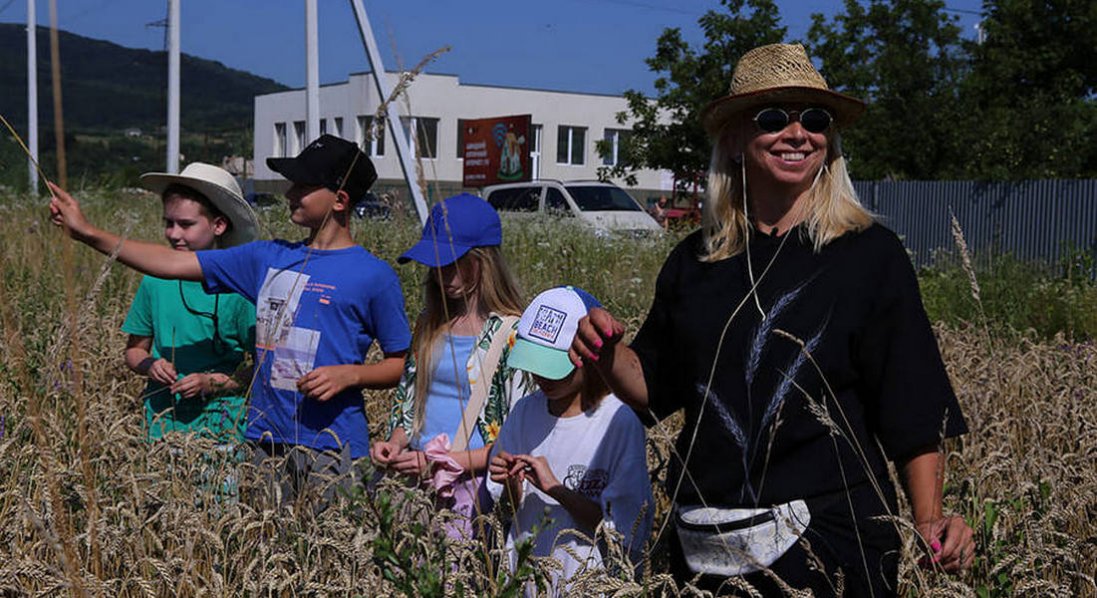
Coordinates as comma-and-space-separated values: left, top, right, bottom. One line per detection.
753, 107, 833, 134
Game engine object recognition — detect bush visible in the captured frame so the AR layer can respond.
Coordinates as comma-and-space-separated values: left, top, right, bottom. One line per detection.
918, 253, 1097, 340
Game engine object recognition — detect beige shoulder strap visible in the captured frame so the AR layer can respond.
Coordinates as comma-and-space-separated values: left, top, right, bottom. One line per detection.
452, 315, 519, 453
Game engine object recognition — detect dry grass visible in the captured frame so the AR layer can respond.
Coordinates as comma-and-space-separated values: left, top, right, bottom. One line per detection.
0, 190, 1093, 596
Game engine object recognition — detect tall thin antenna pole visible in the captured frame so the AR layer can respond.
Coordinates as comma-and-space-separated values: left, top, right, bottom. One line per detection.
47, 0, 66, 187
166, 0, 180, 173
347, 0, 429, 224
305, 0, 320, 143
27, 0, 39, 193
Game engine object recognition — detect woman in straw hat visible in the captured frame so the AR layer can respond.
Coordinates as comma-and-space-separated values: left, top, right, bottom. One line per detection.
569, 44, 975, 595
122, 162, 258, 447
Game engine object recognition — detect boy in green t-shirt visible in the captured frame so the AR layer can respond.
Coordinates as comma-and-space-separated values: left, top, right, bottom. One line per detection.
120, 163, 258, 443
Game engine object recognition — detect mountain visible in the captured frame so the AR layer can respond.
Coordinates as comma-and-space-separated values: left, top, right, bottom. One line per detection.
0, 23, 288, 135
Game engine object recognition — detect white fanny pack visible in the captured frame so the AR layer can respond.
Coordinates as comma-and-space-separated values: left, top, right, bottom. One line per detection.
675, 500, 811, 577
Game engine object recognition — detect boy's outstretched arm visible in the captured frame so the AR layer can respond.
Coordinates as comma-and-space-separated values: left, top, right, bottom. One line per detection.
297, 351, 407, 402
48, 182, 203, 281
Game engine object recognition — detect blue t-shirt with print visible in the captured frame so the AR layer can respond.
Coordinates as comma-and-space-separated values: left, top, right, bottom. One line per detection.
196, 240, 412, 458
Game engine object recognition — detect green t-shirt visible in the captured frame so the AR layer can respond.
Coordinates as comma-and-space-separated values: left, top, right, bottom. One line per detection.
121, 276, 255, 442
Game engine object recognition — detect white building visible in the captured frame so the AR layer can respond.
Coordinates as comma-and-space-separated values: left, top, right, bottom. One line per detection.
252, 72, 673, 202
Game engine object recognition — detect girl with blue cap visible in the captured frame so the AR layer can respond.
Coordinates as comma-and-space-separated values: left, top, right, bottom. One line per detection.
370, 193, 533, 539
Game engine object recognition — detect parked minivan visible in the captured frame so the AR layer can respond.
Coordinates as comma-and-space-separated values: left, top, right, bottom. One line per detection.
482, 180, 662, 235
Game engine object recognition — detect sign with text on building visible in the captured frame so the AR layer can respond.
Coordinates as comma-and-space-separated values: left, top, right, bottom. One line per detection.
462, 114, 532, 187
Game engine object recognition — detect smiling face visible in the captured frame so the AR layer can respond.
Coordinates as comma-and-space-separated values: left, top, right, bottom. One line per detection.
162, 194, 226, 251
734, 105, 830, 197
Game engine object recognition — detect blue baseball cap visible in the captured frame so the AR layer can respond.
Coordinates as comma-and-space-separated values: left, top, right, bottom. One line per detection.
398, 193, 502, 267
507, 286, 603, 380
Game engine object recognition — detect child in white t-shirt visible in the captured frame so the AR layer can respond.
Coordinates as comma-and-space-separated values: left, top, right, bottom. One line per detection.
487, 286, 653, 595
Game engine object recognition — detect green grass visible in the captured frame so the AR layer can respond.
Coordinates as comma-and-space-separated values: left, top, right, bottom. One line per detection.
919, 253, 1097, 340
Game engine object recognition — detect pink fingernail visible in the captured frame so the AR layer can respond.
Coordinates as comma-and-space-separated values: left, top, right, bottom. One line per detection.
593, 338, 603, 348
931, 540, 941, 552
603, 328, 612, 336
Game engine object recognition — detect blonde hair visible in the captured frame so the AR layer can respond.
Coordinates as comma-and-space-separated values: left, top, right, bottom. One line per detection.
700, 131, 873, 262
409, 246, 524, 440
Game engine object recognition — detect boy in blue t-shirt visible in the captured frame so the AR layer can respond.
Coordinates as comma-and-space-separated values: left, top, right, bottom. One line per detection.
49, 135, 412, 501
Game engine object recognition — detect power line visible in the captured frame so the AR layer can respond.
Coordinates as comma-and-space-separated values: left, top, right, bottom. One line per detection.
943, 6, 982, 16
65, 0, 126, 25
569, 0, 699, 16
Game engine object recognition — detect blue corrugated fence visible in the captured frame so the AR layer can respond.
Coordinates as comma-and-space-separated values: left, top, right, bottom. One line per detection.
852, 180, 1097, 277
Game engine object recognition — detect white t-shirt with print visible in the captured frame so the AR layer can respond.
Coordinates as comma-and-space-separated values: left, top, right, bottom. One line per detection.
487, 391, 653, 595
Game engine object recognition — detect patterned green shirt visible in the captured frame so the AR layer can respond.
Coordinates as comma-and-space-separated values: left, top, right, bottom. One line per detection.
387, 313, 536, 445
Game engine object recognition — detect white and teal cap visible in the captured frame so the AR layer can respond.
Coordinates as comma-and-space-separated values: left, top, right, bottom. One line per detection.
507, 286, 603, 380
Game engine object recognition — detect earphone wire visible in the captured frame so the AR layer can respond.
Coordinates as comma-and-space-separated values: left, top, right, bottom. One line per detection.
177, 280, 223, 355
742, 157, 767, 321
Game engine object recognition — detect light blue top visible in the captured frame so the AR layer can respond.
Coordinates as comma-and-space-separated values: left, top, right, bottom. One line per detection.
410, 334, 483, 451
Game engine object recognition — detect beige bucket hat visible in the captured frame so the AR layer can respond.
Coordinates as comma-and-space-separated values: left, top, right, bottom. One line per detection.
701, 43, 866, 137
140, 162, 259, 248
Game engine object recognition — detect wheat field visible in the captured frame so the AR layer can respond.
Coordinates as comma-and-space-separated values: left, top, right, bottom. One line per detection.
0, 189, 1093, 596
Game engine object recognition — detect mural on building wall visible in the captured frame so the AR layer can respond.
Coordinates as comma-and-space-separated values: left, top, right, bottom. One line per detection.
462, 114, 531, 187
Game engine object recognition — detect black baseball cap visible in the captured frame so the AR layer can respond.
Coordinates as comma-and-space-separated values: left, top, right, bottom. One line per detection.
267, 134, 378, 200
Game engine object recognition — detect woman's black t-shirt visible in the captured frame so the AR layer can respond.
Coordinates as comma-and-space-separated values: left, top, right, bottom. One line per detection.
631, 223, 967, 507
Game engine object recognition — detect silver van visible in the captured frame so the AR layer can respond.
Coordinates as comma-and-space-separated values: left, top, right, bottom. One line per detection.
482, 180, 661, 235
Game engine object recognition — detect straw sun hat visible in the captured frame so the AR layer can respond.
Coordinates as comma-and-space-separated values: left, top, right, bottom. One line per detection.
701, 43, 865, 137
139, 162, 259, 248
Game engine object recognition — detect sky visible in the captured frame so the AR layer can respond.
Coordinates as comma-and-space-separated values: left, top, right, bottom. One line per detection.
0, 0, 986, 95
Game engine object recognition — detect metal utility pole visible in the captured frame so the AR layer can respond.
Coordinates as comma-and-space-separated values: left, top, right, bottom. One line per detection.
347, 0, 429, 224
305, 0, 320, 143
166, 0, 180, 173
26, 0, 39, 193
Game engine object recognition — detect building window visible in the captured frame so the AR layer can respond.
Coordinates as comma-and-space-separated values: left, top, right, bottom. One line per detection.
531, 124, 542, 178
320, 118, 328, 135
357, 115, 385, 157
602, 128, 630, 167
292, 121, 306, 155
557, 125, 586, 165
333, 117, 344, 139
401, 116, 439, 159
274, 122, 287, 158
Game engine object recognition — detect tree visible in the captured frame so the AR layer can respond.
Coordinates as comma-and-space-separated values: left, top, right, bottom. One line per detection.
610, 0, 1097, 183
598, 0, 786, 189
959, 0, 1097, 179
805, 0, 969, 180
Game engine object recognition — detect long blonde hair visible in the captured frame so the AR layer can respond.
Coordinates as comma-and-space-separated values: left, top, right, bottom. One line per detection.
700, 131, 873, 262
410, 246, 524, 440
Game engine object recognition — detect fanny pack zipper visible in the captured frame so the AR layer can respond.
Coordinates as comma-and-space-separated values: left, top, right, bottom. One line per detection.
676, 509, 776, 533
